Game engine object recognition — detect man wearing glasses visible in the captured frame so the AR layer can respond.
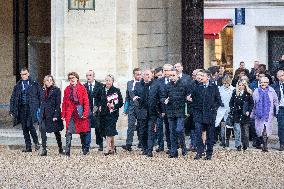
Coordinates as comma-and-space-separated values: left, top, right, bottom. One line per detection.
10, 68, 41, 152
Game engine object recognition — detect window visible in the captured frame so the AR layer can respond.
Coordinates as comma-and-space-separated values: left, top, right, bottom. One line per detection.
68, 0, 95, 11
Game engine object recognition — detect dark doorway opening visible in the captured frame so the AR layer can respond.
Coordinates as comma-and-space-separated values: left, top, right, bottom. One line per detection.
268, 31, 284, 71
13, 0, 51, 82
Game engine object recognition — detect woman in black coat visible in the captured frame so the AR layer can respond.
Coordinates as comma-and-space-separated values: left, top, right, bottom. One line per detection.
98, 74, 123, 156
39, 75, 64, 156
229, 79, 254, 151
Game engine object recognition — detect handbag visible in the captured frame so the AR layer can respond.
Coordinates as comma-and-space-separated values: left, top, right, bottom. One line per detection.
76, 104, 84, 118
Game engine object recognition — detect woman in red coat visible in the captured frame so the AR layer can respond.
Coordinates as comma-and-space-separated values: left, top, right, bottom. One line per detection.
61, 72, 90, 156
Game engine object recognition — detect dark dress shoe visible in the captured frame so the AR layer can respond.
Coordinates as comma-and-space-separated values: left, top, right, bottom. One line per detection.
166, 150, 170, 154
204, 155, 212, 160
98, 145, 103, 151
194, 154, 202, 160
155, 148, 164, 153
242, 146, 247, 151
122, 145, 132, 151
22, 148, 32, 153
59, 148, 64, 155
104, 150, 115, 156
147, 153, 153, 157
237, 146, 242, 151
168, 154, 178, 158
65, 151, 70, 157
142, 151, 147, 155
279, 145, 284, 151
83, 149, 89, 155
40, 150, 47, 156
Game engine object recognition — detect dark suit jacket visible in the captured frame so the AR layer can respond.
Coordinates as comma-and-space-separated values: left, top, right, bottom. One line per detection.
10, 78, 41, 126
84, 81, 103, 128
191, 82, 222, 124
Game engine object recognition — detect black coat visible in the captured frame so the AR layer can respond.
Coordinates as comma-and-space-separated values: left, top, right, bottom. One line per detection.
161, 79, 190, 118
272, 81, 282, 102
191, 82, 222, 124
9, 78, 41, 126
84, 81, 103, 128
39, 86, 63, 133
229, 90, 254, 124
134, 79, 160, 118
98, 85, 123, 118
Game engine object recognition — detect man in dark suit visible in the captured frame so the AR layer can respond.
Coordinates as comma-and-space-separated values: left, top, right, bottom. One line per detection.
9, 67, 40, 152
157, 64, 174, 153
84, 70, 103, 153
134, 69, 161, 157
122, 68, 142, 151
189, 70, 222, 160
174, 63, 192, 85
272, 70, 284, 151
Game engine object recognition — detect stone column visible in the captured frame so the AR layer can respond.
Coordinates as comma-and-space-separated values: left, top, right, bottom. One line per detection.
115, 0, 138, 140
204, 39, 215, 69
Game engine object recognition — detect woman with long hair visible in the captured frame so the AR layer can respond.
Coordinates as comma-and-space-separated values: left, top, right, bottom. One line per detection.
229, 79, 254, 151
39, 75, 64, 156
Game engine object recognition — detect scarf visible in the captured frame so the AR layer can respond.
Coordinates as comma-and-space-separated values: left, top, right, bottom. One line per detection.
69, 85, 79, 104
44, 87, 51, 100
255, 87, 270, 121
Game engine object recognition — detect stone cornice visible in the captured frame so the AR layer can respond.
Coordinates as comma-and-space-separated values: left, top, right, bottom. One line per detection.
205, 1, 284, 8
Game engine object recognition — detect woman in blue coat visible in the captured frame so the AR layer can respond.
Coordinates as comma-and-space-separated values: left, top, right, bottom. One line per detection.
39, 75, 64, 156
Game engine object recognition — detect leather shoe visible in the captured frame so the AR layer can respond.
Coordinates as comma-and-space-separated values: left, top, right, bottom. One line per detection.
279, 145, 284, 151
194, 154, 202, 160
122, 145, 132, 151
98, 144, 103, 151
155, 148, 164, 153
204, 155, 212, 160
40, 149, 47, 156
22, 148, 32, 153
168, 154, 178, 158
147, 153, 153, 157
237, 146, 242, 151
83, 149, 89, 155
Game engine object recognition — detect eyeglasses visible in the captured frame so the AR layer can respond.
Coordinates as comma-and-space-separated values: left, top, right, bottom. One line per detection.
68, 76, 76, 80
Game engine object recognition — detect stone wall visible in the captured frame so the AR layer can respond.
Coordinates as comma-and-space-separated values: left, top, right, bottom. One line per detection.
137, 0, 169, 69
0, 0, 15, 105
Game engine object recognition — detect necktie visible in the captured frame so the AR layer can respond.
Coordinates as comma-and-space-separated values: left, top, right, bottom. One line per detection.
89, 84, 92, 93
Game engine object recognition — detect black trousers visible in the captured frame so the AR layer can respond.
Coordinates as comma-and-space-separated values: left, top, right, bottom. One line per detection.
20, 105, 38, 149
39, 120, 62, 150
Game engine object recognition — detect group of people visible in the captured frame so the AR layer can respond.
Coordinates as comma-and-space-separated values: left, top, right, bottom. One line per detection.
8, 60, 284, 160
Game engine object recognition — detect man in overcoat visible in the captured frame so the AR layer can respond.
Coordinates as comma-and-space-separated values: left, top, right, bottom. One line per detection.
10, 68, 41, 152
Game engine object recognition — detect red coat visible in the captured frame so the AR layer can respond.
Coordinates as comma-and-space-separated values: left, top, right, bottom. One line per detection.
61, 82, 90, 134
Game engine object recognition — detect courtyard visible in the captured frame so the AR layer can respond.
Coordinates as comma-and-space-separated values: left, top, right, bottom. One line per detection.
0, 146, 283, 189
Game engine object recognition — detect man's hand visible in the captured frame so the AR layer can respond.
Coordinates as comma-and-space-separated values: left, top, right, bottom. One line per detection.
164, 97, 169, 105
187, 94, 192, 102
246, 112, 249, 116
53, 118, 57, 122
133, 96, 140, 101
161, 113, 165, 117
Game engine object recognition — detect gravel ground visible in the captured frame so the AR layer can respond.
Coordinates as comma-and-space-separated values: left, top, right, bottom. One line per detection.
0, 146, 283, 189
